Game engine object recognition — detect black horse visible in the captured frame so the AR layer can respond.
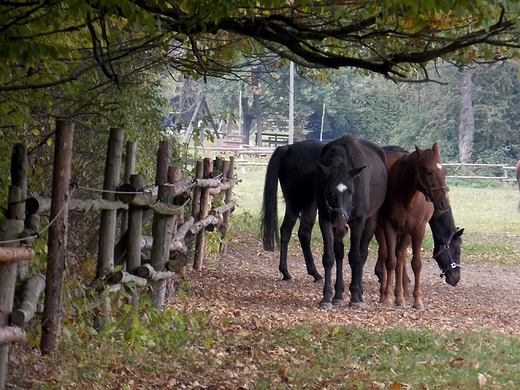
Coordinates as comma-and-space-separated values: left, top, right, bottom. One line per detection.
261, 140, 325, 282
429, 207, 464, 286
313, 135, 387, 309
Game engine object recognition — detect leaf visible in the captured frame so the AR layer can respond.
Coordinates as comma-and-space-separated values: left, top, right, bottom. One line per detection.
331, 327, 339, 337
389, 383, 402, 390
478, 373, 487, 388
203, 336, 213, 348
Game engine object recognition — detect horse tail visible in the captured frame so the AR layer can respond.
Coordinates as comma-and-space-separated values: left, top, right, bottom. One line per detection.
261, 146, 287, 251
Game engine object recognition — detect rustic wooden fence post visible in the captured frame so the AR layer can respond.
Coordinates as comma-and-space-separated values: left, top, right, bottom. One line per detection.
193, 158, 213, 270
0, 187, 25, 388
222, 156, 235, 255
94, 127, 124, 331
120, 141, 136, 238
190, 160, 203, 267
156, 140, 171, 186
148, 140, 173, 308
149, 185, 175, 308
127, 174, 145, 274
0, 245, 32, 390
10, 143, 29, 281
97, 128, 125, 279
41, 120, 74, 354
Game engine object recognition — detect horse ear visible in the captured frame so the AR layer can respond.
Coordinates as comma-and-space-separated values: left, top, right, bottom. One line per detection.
349, 166, 366, 178
317, 163, 330, 177
455, 228, 464, 237
414, 145, 423, 156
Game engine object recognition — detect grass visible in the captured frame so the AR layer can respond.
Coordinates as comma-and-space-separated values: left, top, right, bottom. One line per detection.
12, 307, 520, 389
255, 325, 520, 389
8, 166, 520, 389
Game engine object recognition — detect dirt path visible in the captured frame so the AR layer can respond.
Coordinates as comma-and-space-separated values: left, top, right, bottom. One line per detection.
178, 234, 520, 335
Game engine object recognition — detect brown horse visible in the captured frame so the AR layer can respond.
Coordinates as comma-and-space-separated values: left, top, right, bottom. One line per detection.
516, 159, 520, 211
377, 144, 450, 310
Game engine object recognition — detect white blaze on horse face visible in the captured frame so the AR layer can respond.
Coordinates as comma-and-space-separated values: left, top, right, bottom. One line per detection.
336, 183, 348, 193
437, 163, 443, 170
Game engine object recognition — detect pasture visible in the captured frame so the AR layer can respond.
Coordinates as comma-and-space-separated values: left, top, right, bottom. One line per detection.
8, 166, 520, 389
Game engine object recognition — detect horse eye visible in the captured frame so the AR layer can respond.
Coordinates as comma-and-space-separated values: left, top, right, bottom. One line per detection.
426, 170, 433, 175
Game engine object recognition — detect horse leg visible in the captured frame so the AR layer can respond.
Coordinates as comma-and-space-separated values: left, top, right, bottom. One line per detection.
319, 219, 335, 309
394, 233, 411, 307
299, 203, 322, 282
348, 222, 366, 308
332, 236, 346, 306
411, 234, 425, 311
278, 208, 299, 281
356, 215, 378, 302
375, 227, 388, 301
381, 226, 398, 307
396, 234, 411, 298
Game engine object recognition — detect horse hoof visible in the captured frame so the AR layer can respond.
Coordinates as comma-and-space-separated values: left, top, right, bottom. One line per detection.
282, 276, 294, 282
349, 301, 366, 310
413, 305, 425, 311
332, 299, 347, 307
394, 302, 406, 307
313, 276, 324, 284
319, 301, 333, 310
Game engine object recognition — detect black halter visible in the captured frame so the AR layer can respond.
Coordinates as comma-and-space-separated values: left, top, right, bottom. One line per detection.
415, 169, 449, 202
433, 230, 461, 277
324, 192, 352, 221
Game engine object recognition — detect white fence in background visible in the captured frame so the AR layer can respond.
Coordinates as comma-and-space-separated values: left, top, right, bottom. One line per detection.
192, 146, 518, 183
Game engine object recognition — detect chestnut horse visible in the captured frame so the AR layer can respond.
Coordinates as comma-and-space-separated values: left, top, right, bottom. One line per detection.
313, 135, 387, 309
376, 144, 450, 310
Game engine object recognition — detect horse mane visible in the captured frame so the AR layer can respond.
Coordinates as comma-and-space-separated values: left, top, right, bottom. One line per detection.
322, 135, 367, 170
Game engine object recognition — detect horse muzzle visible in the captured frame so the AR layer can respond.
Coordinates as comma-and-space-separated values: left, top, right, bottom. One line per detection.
441, 265, 461, 287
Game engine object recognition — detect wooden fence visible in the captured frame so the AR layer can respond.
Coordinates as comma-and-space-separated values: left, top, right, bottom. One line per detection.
0, 127, 238, 388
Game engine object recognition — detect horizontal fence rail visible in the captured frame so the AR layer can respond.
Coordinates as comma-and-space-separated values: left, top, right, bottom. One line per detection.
443, 163, 517, 182
190, 147, 518, 183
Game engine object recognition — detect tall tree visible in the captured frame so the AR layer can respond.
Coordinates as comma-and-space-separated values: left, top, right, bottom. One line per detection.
458, 67, 475, 164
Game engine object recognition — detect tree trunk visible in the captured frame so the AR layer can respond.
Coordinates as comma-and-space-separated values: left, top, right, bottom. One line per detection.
458, 67, 475, 166
40, 120, 74, 354
252, 67, 263, 146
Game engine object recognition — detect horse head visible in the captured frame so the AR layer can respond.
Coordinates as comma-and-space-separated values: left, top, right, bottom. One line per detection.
316, 150, 365, 238
414, 143, 450, 214
433, 227, 464, 286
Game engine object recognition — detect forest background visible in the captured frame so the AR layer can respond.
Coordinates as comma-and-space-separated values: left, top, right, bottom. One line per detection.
172, 59, 520, 166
